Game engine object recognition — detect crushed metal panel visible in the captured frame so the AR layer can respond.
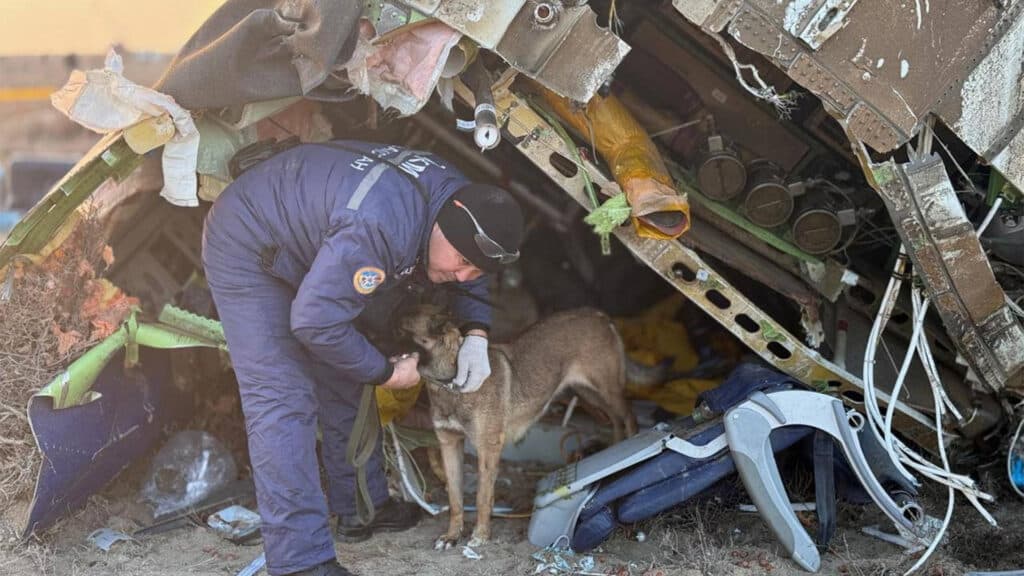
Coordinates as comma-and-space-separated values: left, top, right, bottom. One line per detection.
400, 0, 629, 102
24, 349, 187, 535
871, 156, 1024, 392
673, 0, 1013, 156
496, 4, 630, 103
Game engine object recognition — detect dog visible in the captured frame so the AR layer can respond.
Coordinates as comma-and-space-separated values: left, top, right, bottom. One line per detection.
398, 304, 644, 549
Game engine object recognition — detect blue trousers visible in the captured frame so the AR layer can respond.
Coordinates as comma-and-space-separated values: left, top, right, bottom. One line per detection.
202, 236, 388, 575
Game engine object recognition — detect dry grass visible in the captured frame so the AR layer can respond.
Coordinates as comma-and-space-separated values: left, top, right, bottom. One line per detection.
0, 521, 54, 575
629, 500, 736, 575
0, 207, 130, 511
828, 534, 905, 576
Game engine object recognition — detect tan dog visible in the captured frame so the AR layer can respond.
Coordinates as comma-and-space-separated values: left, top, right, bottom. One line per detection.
398, 305, 638, 549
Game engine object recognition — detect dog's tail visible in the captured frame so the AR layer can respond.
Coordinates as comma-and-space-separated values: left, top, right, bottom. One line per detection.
625, 356, 677, 387
606, 317, 676, 387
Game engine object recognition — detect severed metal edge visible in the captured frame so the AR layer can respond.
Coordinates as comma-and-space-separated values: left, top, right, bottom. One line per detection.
869, 156, 1024, 393
494, 89, 947, 455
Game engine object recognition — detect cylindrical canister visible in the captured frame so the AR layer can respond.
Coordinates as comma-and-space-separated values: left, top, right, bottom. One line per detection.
742, 159, 793, 228
697, 135, 746, 201
791, 185, 844, 255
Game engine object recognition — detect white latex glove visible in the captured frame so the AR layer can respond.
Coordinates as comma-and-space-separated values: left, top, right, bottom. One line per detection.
453, 334, 490, 393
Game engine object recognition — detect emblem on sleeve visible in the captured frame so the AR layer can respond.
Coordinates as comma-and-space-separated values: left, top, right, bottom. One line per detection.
353, 266, 386, 294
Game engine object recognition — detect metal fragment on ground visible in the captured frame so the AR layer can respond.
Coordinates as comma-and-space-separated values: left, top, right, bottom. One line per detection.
86, 528, 136, 552
237, 553, 266, 576
207, 505, 261, 543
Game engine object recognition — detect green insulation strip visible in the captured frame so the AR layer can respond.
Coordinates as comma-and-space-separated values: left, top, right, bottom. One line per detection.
527, 101, 612, 254
36, 306, 227, 409
666, 164, 823, 264
158, 303, 227, 345
988, 168, 1022, 205
988, 169, 1005, 206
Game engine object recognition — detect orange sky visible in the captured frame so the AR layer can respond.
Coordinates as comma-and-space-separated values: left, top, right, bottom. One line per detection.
0, 0, 224, 55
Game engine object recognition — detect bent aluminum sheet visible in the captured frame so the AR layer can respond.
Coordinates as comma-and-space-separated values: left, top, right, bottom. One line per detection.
23, 349, 188, 535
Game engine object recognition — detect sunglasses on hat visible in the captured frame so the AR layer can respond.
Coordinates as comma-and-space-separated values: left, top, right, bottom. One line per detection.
453, 200, 520, 265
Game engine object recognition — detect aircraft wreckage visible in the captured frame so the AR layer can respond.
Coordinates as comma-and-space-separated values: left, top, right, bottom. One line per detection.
1, 1, 1022, 572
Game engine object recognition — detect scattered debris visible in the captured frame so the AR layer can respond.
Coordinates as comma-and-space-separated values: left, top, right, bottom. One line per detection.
531, 546, 598, 575
861, 525, 925, 554
236, 552, 266, 576
207, 505, 261, 544
86, 527, 135, 552
133, 478, 255, 538
461, 545, 482, 560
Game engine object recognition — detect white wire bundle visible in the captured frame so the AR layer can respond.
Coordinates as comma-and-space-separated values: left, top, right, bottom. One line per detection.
709, 32, 798, 118
382, 424, 447, 516
862, 198, 1007, 574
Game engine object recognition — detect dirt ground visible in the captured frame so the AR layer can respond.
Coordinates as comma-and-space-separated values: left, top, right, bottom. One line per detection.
2, 453, 1024, 576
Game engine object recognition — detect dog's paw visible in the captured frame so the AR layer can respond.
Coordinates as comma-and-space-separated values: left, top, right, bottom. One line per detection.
468, 527, 490, 547
433, 534, 460, 550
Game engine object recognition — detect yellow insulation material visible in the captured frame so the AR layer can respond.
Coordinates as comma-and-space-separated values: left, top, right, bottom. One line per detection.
616, 295, 733, 415
539, 88, 691, 240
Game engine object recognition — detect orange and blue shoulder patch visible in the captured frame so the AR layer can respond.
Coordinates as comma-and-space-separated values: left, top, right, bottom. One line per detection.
353, 266, 386, 294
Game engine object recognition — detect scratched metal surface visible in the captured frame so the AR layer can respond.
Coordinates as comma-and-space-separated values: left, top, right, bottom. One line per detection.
672, 0, 1024, 190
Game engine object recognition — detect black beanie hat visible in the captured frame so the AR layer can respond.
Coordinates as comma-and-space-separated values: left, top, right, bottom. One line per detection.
436, 183, 524, 273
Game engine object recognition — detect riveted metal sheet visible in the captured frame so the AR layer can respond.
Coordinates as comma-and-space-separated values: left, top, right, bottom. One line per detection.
728, 8, 801, 68
787, 53, 857, 114
783, 0, 861, 51
399, 0, 525, 49
497, 89, 946, 454
847, 102, 903, 152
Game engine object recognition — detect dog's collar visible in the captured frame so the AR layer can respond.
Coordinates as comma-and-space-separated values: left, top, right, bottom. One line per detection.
424, 377, 460, 393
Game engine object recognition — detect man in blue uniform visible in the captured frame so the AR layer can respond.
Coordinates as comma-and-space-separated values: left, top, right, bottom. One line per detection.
202, 141, 524, 576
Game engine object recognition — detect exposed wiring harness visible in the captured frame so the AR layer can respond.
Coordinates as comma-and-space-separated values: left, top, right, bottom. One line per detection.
862, 195, 1007, 574
709, 32, 798, 118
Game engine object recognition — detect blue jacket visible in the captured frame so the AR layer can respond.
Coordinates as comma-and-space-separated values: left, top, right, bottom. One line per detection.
206, 140, 491, 385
